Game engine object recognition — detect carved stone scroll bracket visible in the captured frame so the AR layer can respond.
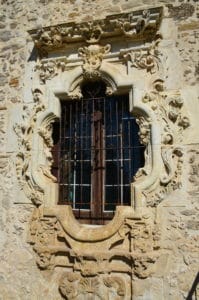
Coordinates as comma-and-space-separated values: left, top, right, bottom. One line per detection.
14, 88, 46, 206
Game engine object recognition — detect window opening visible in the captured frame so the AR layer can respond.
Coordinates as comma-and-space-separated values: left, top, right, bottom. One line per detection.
53, 81, 145, 224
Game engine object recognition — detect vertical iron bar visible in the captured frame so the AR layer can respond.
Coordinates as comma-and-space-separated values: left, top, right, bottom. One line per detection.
80, 98, 83, 210
73, 103, 76, 209
116, 99, 120, 204
120, 99, 124, 205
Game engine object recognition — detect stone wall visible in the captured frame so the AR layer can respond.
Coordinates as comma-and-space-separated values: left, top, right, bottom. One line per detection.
0, 0, 198, 299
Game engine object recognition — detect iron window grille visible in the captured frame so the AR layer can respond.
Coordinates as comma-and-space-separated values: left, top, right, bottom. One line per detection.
52, 81, 145, 224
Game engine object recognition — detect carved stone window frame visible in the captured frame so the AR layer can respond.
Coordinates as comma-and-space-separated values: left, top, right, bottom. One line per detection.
17, 7, 165, 212
14, 7, 190, 298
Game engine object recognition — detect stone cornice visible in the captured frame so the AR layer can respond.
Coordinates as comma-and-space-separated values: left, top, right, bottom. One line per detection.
29, 7, 163, 54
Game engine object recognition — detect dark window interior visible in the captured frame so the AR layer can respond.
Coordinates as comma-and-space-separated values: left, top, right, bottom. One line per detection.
52, 81, 145, 224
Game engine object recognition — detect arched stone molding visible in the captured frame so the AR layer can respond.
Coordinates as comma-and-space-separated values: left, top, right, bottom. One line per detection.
30, 61, 163, 212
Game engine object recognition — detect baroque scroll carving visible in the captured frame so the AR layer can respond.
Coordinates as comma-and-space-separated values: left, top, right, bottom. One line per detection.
141, 80, 190, 206
14, 89, 45, 205
120, 38, 162, 74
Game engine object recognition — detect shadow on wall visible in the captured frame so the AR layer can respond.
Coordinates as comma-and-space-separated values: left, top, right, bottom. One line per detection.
186, 272, 199, 300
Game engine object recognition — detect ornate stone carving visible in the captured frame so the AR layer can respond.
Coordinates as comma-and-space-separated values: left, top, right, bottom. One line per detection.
59, 272, 126, 300
80, 22, 103, 44
35, 58, 67, 83
29, 7, 162, 53
38, 116, 57, 183
29, 206, 160, 299
78, 44, 111, 78
136, 115, 151, 146
188, 149, 199, 196
25, 8, 169, 299
141, 81, 189, 206
103, 276, 126, 298
120, 38, 162, 74
142, 81, 190, 145
68, 85, 83, 100
14, 89, 45, 205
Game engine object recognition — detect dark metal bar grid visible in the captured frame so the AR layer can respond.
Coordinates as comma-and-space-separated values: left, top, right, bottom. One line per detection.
58, 92, 145, 222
